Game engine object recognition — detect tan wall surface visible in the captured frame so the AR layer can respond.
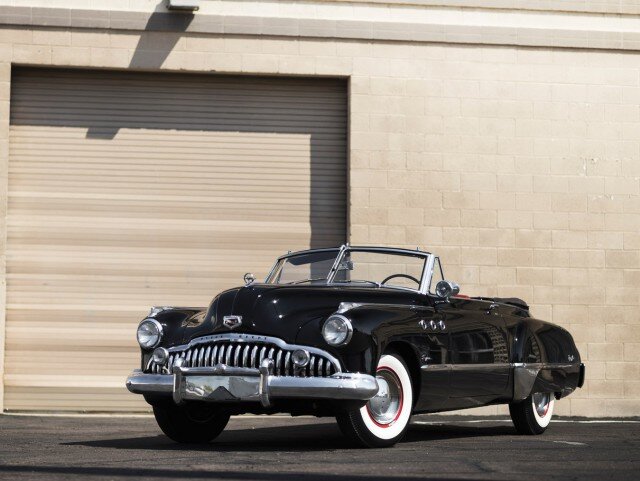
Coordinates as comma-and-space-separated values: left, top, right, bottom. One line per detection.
0, 22, 638, 415
3, 0, 640, 16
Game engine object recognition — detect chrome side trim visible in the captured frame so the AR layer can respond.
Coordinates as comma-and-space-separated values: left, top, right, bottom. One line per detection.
452, 363, 511, 371
338, 302, 432, 313
420, 363, 511, 371
164, 333, 342, 373
337, 302, 363, 313
420, 363, 451, 371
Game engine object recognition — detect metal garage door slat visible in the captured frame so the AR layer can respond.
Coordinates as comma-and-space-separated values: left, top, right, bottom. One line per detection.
6, 68, 347, 411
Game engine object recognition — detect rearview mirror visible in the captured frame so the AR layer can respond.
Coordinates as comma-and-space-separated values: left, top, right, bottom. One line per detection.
435, 280, 460, 299
337, 260, 354, 271
244, 273, 256, 285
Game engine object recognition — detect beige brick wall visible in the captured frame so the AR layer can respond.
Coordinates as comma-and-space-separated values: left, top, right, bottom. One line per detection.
348, 46, 640, 417
0, 24, 638, 416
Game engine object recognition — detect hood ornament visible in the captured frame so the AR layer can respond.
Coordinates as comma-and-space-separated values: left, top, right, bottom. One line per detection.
223, 315, 243, 330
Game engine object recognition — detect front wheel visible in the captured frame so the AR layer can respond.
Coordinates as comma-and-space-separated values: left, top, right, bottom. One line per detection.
336, 353, 413, 448
153, 402, 230, 443
509, 392, 555, 435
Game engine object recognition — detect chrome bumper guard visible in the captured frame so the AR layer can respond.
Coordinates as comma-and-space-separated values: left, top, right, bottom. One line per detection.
126, 359, 379, 408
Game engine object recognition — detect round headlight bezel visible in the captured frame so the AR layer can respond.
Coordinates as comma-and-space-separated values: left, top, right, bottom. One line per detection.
137, 318, 163, 350
322, 314, 353, 347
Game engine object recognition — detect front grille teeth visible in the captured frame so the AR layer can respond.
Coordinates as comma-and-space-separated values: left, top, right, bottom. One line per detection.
149, 339, 339, 377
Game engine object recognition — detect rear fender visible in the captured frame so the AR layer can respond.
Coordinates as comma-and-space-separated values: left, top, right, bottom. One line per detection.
512, 319, 582, 401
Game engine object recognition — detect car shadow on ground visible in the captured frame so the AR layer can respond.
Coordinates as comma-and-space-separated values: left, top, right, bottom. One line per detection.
61, 421, 516, 452
0, 465, 491, 481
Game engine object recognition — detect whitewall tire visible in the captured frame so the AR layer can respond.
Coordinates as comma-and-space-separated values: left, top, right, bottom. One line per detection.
336, 353, 413, 448
509, 392, 555, 435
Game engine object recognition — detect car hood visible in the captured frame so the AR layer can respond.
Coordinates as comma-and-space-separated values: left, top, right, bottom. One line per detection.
181, 283, 420, 344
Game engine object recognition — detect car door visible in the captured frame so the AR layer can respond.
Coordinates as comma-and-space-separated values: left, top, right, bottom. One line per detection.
437, 298, 511, 405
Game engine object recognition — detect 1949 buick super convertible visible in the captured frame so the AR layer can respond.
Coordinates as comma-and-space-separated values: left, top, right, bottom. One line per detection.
126, 245, 585, 447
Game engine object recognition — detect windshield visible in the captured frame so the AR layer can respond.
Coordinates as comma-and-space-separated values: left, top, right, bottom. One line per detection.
266, 248, 428, 291
267, 250, 339, 285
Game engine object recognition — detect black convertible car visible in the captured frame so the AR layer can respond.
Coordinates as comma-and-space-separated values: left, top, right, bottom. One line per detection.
127, 245, 585, 447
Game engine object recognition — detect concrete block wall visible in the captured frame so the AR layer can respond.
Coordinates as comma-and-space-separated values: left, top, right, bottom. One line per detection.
0, 5, 638, 414
347, 45, 640, 417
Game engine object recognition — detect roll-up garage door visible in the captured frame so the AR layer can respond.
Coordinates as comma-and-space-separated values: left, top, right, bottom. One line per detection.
5, 68, 347, 411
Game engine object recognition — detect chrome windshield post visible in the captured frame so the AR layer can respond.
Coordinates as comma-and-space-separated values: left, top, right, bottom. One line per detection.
420, 253, 436, 295
326, 244, 348, 284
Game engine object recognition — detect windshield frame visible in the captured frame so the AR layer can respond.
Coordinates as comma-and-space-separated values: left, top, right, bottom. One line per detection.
265, 245, 436, 295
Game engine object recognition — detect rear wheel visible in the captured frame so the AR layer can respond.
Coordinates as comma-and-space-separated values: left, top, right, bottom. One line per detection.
153, 402, 230, 443
336, 353, 413, 448
509, 392, 555, 435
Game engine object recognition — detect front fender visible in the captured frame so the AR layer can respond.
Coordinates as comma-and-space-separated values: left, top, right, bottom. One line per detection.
295, 305, 425, 374
139, 307, 206, 369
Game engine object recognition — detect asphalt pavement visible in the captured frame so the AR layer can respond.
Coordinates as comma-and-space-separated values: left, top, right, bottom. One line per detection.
0, 413, 638, 480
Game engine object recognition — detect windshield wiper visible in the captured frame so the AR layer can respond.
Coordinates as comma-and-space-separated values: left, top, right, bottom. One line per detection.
287, 277, 328, 285
333, 279, 381, 288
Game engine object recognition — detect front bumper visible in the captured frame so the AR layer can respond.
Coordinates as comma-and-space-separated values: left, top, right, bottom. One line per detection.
126, 359, 378, 407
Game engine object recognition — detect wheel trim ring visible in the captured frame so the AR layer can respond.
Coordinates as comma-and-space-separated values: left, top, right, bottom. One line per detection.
532, 392, 551, 418
366, 366, 404, 428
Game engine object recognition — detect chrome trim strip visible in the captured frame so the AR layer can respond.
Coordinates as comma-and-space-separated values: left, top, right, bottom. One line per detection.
512, 362, 577, 370
420, 363, 511, 371
420, 364, 451, 371
337, 302, 433, 313
280, 245, 433, 261
164, 333, 342, 374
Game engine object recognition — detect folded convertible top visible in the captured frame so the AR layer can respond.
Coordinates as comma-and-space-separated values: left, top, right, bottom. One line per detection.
472, 297, 530, 312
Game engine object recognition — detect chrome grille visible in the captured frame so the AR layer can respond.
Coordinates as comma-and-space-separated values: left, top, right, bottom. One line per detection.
148, 336, 340, 377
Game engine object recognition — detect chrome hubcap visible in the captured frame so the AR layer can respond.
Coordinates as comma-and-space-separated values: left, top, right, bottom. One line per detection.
532, 392, 551, 417
367, 369, 402, 425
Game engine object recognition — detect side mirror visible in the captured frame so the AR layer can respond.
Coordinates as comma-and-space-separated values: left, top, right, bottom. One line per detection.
435, 280, 460, 299
244, 273, 256, 286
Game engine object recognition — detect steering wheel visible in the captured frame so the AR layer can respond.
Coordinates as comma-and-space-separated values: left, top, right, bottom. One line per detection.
381, 273, 420, 286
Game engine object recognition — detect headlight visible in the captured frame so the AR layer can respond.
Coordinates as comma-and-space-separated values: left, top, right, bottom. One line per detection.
137, 319, 163, 349
322, 314, 353, 346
